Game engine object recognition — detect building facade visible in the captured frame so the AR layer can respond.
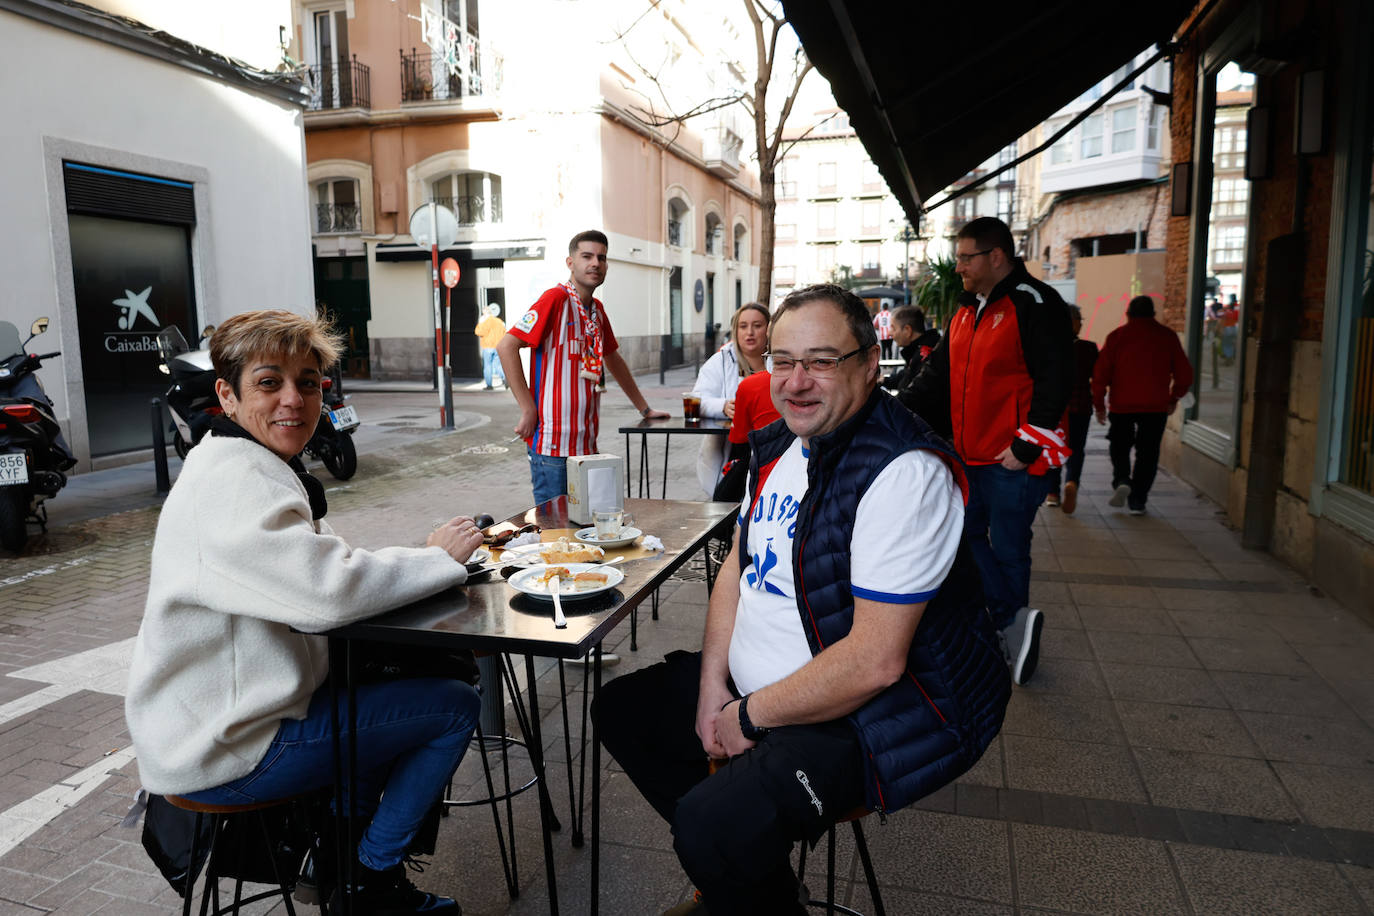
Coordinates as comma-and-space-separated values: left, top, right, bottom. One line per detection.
296, 0, 762, 381
1, 0, 314, 470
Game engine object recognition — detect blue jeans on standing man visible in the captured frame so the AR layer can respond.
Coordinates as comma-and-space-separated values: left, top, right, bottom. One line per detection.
528, 447, 568, 506
182, 677, 480, 871
480, 347, 504, 388
963, 463, 1048, 630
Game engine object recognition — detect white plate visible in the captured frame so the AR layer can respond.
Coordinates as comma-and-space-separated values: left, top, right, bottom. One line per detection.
573, 526, 643, 549
508, 563, 624, 601
496, 542, 551, 567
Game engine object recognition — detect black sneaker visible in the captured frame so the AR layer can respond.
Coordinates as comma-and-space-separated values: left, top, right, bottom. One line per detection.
334, 859, 460, 915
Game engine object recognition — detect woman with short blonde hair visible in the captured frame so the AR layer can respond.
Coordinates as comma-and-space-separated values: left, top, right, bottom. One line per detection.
128, 309, 480, 914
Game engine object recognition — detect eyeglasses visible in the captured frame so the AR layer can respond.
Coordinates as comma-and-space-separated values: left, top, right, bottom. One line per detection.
765, 345, 871, 377
955, 248, 994, 265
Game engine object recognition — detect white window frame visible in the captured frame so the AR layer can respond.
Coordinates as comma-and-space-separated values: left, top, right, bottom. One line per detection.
1080, 113, 1104, 159
1111, 106, 1137, 154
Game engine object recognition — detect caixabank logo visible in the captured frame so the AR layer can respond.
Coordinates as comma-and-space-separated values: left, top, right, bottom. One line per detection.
104, 287, 162, 353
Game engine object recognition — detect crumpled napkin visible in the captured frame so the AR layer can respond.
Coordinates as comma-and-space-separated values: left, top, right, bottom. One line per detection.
641, 534, 664, 551
503, 531, 541, 550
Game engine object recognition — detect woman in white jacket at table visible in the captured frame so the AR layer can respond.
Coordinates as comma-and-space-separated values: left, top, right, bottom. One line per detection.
690, 302, 769, 494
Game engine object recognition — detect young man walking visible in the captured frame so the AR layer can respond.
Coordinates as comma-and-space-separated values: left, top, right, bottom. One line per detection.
1092, 295, 1194, 515
904, 217, 1073, 686
472, 303, 506, 390
498, 230, 669, 505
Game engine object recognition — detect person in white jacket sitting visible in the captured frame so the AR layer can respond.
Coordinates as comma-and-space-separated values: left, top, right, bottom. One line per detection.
125, 310, 481, 915
690, 302, 769, 493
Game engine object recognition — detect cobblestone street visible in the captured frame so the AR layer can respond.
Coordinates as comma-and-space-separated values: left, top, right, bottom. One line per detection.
1, 370, 1372, 914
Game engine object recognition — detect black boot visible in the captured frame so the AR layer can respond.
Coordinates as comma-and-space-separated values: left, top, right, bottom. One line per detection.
332, 857, 460, 915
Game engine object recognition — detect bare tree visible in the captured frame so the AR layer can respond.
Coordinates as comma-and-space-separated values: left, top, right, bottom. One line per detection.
611, 1, 814, 305
742, 0, 811, 304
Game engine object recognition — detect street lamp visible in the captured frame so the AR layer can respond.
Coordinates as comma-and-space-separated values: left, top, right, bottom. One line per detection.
890, 218, 917, 304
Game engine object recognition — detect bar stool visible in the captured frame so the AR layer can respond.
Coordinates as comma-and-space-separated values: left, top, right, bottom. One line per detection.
795, 807, 887, 916
163, 794, 305, 916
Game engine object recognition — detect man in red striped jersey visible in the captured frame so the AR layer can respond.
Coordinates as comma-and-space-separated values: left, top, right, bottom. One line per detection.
498, 230, 670, 505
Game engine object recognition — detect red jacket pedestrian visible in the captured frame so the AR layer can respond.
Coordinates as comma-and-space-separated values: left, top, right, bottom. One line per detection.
1092, 304, 1194, 416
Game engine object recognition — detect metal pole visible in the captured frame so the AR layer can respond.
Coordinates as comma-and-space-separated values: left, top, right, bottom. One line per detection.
429, 202, 453, 428
150, 399, 169, 495
904, 229, 912, 304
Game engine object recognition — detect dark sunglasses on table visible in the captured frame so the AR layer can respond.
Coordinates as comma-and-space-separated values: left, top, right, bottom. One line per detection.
764, 345, 872, 377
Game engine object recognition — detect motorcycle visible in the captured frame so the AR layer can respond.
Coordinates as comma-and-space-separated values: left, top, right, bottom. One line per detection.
156, 325, 360, 480
0, 317, 77, 552
302, 360, 359, 481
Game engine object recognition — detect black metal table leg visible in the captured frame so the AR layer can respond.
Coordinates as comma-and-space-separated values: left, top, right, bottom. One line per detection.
523, 655, 560, 915
661, 433, 671, 499
590, 641, 603, 916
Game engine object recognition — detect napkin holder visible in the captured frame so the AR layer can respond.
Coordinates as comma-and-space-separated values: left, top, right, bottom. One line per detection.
566, 454, 624, 525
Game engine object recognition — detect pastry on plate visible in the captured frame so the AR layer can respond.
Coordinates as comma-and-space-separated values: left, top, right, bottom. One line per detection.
540, 537, 605, 565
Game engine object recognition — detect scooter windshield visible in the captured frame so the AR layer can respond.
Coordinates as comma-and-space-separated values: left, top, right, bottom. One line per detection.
0, 323, 21, 361
156, 326, 190, 362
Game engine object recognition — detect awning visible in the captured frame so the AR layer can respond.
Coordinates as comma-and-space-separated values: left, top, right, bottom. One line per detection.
782, 0, 1196, 221
374, 239, 547, 263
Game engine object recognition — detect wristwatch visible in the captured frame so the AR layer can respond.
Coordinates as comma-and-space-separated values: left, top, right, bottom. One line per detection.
737, 694, 770, 741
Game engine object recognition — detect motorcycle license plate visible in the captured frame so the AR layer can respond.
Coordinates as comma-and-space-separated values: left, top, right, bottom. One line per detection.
0, 453, 28, 486
328, 405, 359, 431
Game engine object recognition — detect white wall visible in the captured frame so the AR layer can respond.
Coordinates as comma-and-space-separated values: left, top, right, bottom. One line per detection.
0, 11, 312, 467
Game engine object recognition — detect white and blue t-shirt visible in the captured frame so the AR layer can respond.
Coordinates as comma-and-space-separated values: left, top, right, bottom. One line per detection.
728, 438, 964, 696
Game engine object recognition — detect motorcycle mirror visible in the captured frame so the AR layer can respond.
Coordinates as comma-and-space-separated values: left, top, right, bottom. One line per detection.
30, 318, 49, 337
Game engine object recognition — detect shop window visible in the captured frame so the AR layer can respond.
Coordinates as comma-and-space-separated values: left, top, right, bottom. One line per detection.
1339, 102, 1374, 494
1186, 60, 1256, 447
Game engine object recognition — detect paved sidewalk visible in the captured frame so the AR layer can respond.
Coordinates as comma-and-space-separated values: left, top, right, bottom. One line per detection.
1, 377, 1372, 914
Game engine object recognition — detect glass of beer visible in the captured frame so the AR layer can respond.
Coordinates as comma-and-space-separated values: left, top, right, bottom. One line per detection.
682, 393, 702, 422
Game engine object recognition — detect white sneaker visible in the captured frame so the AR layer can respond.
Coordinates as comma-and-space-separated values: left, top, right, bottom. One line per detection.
1003, 608, 1044, 686
574, 652, 620, 668
1108, 484, 1130, 507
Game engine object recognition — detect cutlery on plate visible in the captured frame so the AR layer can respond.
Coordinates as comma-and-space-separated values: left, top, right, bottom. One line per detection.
549, 572, 567, 628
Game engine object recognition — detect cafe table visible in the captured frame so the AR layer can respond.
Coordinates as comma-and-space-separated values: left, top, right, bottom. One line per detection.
619, 416, 731, 499
323, 496, 737, 915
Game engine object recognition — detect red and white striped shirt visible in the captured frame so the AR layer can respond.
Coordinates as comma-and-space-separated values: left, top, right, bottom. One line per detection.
509, 283, 620, 457
874, 309, 893, 341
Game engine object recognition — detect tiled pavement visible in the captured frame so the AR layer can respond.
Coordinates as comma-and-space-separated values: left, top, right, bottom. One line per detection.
1, 371, 1372, 914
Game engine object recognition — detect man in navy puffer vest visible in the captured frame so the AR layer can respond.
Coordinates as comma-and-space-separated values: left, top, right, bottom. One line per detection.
594, 284, 1009, 915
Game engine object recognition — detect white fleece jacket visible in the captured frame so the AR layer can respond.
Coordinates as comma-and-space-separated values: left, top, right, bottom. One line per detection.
125, 435, 469, 795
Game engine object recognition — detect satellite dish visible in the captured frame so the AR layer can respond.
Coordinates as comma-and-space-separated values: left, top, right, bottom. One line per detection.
409, 203, 459, 249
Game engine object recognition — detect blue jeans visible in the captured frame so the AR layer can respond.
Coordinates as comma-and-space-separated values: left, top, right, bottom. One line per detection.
480, 347, 504, 387
1046, 411, 1093, 493
963, 464, 1048, 630
528, 447, 567, 506
182, 677, 480, 870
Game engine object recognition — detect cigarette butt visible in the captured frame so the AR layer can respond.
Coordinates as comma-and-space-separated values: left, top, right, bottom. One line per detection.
104, 747, 121, 756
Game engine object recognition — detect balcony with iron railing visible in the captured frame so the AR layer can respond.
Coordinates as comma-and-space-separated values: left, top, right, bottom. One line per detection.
400, 39, 503, 103
429, 195, 502, 226
306, 57, 370, 111
316, 203, 361, 234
